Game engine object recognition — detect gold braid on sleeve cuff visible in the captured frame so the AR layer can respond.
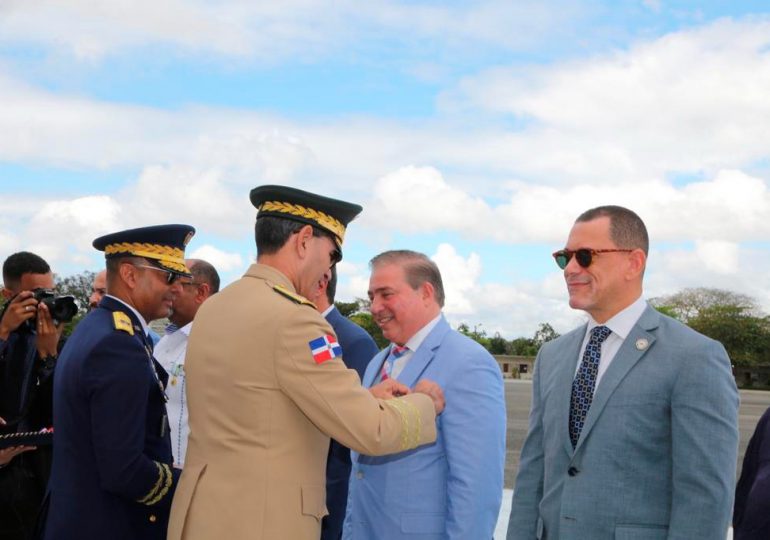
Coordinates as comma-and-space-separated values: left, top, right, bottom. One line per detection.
137, 462, 174, 505
388, 398, 422, 451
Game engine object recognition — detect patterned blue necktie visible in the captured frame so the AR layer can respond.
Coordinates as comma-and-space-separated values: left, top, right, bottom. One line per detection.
569, 325, 612, 448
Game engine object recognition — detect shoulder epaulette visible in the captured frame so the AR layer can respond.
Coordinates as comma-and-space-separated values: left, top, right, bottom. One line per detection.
113, 311, 135, 335
272, 283, 316, 308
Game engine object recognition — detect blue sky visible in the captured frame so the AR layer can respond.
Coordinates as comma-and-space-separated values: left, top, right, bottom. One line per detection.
2, 1, 770, 338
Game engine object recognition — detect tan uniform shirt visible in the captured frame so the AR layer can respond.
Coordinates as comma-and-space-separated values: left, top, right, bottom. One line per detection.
168, 264, 436, 540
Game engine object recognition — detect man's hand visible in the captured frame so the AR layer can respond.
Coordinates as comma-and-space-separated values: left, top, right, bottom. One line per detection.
413, 379, 445, 415
0, 291, 37, 340
370, 379, 410, 400
35, 302, 62, 358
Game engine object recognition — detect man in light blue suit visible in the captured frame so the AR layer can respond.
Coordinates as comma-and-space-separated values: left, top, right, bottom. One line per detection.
508, 205, 739, 540
343, 250, 506, 539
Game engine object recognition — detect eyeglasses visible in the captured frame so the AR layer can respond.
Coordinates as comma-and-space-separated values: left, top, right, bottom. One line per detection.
132, 264, 177, 285
552, 248, 633, 269
177, 281, 199, 288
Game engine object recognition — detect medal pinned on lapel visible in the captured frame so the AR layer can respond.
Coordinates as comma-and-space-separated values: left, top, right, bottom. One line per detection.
635, 338, 649, 351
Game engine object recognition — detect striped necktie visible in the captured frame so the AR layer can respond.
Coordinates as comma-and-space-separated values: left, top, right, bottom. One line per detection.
380, 345, 408, 381
569, 325, 612, 448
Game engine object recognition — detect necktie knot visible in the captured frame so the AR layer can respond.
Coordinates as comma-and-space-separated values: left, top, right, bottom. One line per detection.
391, 345, 408, 358
590, 325, 612, 345
165, 323, 179, 335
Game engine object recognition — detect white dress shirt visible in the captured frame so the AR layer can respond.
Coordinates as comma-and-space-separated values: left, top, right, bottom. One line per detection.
154, 321, 193, 466
576, 296, 648, 388
389, 313, 442, 380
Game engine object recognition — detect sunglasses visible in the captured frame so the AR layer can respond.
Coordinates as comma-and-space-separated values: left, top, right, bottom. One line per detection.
132, 264, 177, 285
552, 248, 633, 269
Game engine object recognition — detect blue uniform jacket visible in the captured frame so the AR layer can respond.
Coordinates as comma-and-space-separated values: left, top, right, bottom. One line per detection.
321, 306, 380, 540
344, 316, 506, 539
44, 296, 178, 540
734, 406, 770, 539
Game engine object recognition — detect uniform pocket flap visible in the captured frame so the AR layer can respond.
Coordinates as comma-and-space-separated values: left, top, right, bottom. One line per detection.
301, 484, 329, 520
401, 512, 446, 533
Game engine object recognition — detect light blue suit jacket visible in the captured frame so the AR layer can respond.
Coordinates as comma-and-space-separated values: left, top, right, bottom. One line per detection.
507, 305, 739, 540
343, 315, 506, 539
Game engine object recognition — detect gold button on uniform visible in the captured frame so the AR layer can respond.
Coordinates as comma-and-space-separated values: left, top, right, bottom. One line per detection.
149, 514, 157, 523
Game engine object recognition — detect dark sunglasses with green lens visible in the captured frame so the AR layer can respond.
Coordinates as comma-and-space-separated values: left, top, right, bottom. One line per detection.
552, 248, 633, 269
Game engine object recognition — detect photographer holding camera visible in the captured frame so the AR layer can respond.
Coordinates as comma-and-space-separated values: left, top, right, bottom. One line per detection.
0, 251, 68, 540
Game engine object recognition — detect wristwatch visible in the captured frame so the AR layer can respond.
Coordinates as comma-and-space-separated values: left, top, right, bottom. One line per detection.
39, 354, 57, 370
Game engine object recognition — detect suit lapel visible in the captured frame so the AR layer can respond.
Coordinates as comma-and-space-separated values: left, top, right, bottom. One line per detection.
362, 349, 388, 388
557, 327, 588, 456
396, 317, 450, 388
575, 306, 660, 453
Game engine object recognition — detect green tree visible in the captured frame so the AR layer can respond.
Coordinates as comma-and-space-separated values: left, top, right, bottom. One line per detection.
488, 332, 509, 355
334, 300, 359, 318
652, 287, 770, 367
457, 323, 491, 351
533, 322, 560, 347
349, 312, 387, 348
55, 270, 95, 315
650, 287, 758, 323
55, 270, 96, 336
509, 337, 537, 356
688, 305, 770, 366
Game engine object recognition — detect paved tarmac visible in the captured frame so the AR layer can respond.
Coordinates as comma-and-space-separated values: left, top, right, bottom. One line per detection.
504, 379, 770, 489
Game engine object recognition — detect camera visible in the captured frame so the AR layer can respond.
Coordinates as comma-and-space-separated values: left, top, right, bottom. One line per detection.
31, 288, 79, 323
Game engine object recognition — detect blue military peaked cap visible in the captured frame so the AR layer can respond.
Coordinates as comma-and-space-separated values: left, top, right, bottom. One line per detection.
250, 185, 362, 249
92, 224, 196, 276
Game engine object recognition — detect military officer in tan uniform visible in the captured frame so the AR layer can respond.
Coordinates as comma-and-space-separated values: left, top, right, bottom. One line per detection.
168, 186, 444, 540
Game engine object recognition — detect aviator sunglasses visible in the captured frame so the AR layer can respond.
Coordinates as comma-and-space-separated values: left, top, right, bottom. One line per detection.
552, 248, 633, 269
132, 263, 178, 285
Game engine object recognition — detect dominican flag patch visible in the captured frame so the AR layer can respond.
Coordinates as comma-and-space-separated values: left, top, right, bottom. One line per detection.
308, 334, 343, 364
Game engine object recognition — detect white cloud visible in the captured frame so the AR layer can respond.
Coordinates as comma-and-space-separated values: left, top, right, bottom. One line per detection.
187, 244, 243, 273
22, 195, 122, 267
366, 166, 491, 234
694, 240, 739, 275
365, 165, 770, 244
0, 0, 584, 63
124, 165, 251, 237
431, 243, 482, 315
446, 17, 770, 182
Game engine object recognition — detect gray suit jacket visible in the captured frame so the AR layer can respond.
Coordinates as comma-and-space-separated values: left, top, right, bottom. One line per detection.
508, 305, 739, 540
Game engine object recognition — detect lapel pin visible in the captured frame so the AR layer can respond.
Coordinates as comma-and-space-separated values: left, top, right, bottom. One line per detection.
635, 338, 649, 351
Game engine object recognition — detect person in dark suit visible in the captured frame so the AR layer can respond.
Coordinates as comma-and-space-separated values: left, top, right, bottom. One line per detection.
310, 265, 379, 540
508, 206, 738, 540
0, 252, 62, 540
734, 405, 770, 539
43, 224, 195, 540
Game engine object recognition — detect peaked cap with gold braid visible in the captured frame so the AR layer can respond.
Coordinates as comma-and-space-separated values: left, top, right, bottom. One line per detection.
92, 224, 195, 276
250, 185, 362, 252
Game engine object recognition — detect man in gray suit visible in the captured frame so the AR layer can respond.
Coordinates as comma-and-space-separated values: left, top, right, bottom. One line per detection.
508, 205, 739, 540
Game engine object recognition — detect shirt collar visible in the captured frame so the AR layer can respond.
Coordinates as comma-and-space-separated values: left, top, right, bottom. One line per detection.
587, 295, 647, 340
321, 304, 335, 318
402, 313, 443, 352
105, 294, 150, 336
